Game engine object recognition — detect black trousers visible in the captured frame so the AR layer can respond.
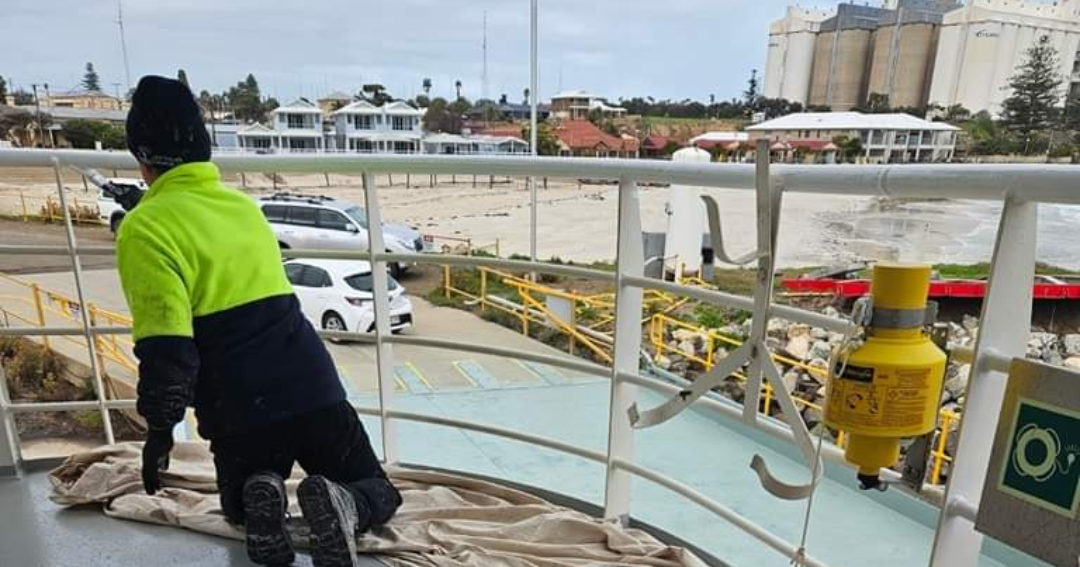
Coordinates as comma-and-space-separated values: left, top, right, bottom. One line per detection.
210, 400, 401, 526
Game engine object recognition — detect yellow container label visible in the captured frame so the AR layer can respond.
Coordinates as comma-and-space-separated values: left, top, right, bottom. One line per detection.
826, 363, 934, 433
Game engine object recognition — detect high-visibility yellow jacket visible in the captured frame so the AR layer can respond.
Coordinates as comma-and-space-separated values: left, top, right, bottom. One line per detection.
117, 162, 343, 439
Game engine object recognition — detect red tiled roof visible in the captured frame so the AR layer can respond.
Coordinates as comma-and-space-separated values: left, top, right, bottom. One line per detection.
641, 135, 672, 150
786, 139, 839, 152
552, 120, 636, 153
474, 126, 523, 138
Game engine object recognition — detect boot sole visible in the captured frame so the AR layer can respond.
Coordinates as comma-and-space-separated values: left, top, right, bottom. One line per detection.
298, 477, 359, 567
243, 476, 295, 566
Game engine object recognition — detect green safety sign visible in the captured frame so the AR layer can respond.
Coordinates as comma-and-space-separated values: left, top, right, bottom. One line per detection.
999, 398, 1080, 518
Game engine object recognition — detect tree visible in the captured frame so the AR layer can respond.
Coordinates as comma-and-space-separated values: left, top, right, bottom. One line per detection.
522, 123, 560, 156
360, 84, 392, 106
864, 92, 891, 113
1001, 35, 1063, 152
62, 119, 125, 149
743, 69, 759, 107
227, 74, 273, 123
413, 94, 431, 108
498, 93, 508, 105
423, 97, 464, 133
422, 77, 432, 95
12, 89, 33, 105
82, 63, 101, 91
753, 97, 803, 120
522, 87, 530, 105
0, 106, 35, 145
832, 135, 864, 163
454, 80, 463, 100
177, 69, 189, 87
0, 76, 6, 106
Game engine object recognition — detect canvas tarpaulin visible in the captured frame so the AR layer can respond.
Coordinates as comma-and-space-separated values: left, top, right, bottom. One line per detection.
48, 443, 707, 567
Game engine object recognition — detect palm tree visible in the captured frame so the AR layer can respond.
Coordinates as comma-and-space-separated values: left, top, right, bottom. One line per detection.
455, 80, 463, 100
422, 77, 432, 96
523, 87, 530, 105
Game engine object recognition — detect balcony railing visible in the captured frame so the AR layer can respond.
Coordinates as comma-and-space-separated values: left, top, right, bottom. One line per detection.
0, 147, 1075, 567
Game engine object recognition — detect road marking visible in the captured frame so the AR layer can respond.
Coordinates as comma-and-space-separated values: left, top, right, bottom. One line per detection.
452, 360, 498, 389
395, 363, 430, 393
517, 360, 566, 385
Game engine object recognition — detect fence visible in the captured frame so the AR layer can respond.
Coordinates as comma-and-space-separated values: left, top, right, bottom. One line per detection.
0, 190, 103, 224
0, 147, 1072, 567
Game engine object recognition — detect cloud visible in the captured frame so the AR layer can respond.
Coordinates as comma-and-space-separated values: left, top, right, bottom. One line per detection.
0, 0, 792, 102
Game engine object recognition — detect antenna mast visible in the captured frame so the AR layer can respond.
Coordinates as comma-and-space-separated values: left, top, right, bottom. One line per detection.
482, 11, 489, 101
117, 0, 132, 91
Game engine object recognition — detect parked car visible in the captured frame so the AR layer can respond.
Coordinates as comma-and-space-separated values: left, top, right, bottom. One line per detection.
259, 194, 427, 277
96, 177, 147, 234
284, 259, 414, 336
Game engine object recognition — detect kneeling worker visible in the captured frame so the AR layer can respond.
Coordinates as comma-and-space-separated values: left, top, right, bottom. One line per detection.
117, 75, 400, 567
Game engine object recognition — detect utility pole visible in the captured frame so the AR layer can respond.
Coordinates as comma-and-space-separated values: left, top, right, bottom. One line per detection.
481, 11, 490, 102
116, 0, 133, 91
529, 0, 539, 265
31, 84, 45, 148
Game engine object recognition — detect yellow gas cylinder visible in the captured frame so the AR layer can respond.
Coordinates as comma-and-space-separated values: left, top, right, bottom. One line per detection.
823, 264, 947, 490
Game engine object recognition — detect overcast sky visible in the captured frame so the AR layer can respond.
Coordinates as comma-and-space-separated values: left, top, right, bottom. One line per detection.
3, 0, 797, 104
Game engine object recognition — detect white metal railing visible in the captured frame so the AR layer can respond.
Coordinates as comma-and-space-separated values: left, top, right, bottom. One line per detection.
0, 147, 1069, 567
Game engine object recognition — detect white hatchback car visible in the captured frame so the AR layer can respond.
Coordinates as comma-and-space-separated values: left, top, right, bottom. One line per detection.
284, 259, 414, 335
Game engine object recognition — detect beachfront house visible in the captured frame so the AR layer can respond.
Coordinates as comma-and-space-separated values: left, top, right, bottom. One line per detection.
236, 98, 324, 152
422, 133, 528, 155
745, 111, 959, 163
332, 100, 423, 153
551, 120, 639, 158
550, 90, 627, 121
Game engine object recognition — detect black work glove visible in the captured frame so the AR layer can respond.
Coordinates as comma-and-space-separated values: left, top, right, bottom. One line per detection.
100, 180, 145, 211
142, 428, 174, 495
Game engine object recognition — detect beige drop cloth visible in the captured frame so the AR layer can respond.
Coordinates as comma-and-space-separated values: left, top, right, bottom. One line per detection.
49, 443, 707, 567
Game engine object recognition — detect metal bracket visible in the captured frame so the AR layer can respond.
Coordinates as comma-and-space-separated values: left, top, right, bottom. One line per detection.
701, 195, 761, 266
628, 141, 822, 500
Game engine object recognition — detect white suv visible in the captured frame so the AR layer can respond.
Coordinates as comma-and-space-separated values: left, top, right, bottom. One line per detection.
258, 194, 426, 277
96, 177, 147, 233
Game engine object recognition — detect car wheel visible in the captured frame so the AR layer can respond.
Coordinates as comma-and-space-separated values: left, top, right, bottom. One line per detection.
390, 262, 404, 278
322, 311, 347, 342
109, 213, 124, 235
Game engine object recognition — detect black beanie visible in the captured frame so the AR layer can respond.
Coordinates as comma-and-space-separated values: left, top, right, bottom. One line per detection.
126, 75, 211, 171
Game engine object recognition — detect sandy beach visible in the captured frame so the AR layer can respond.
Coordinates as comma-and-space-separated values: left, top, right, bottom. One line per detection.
3, 169, 1078, 269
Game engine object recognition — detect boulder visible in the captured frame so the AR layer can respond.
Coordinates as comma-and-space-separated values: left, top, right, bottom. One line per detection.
672, 328, 699, 343
1046, 351, 1064, 367
787, 324, 811, 340
822, 306, 840, 319
655, 354, 673, 370
1064, 334, 1080, 357
802, 405, 824, 426
1065, 356, 1080, 370
782, 371, 799, 394
1029, 332, 1058, 350
767, 317, 790, 336
809, 340, 833, 361
807, 358, 830, 375
810, 327, 830, 341
944, 364, 970, 399
786, 335, 811, 360
765, 336, 782, 352
677, 340, 697, 357
962, 315, 979, 333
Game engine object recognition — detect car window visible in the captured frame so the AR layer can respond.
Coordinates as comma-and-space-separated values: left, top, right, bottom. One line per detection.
263, 204, 287, 222
344, 272, 399, 292
287, 206, 317, 226
318, 209, 353, 231
284, 263, 305, 285
301, 266, 332, 288
343, 206, 369, 229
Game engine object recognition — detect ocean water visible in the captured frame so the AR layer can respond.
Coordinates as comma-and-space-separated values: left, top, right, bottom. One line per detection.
783, 198, 1080, 269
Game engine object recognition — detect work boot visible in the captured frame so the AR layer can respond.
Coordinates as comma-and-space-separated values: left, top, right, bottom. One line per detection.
242, 472, 295, 566
298, 475, 372, 567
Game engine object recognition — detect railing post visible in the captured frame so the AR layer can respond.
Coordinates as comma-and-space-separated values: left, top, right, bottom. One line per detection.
362, 172, 398, 465
30, 283, 49, 350
443, 265, 451, 299
0, 359, 22, 477
930, 196, 1037, 567
52, 158, 114, 445
479, 269, 488, 312
604, 176, 643, 525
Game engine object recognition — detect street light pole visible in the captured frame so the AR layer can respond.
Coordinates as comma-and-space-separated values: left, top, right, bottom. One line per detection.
31, 84, 45, 148
529, 0, 539, 264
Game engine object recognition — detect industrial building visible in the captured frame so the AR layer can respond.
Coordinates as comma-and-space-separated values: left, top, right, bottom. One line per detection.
766, 1, 959, 110
928, 0, 1080, 114
767, 0, 1080, 114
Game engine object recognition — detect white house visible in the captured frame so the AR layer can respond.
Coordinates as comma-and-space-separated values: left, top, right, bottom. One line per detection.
745, 111, 959, 163
422, 133, 529, 155
236, 98, 324, 152
550, 90, 627, 121
332, 100, 423, 153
